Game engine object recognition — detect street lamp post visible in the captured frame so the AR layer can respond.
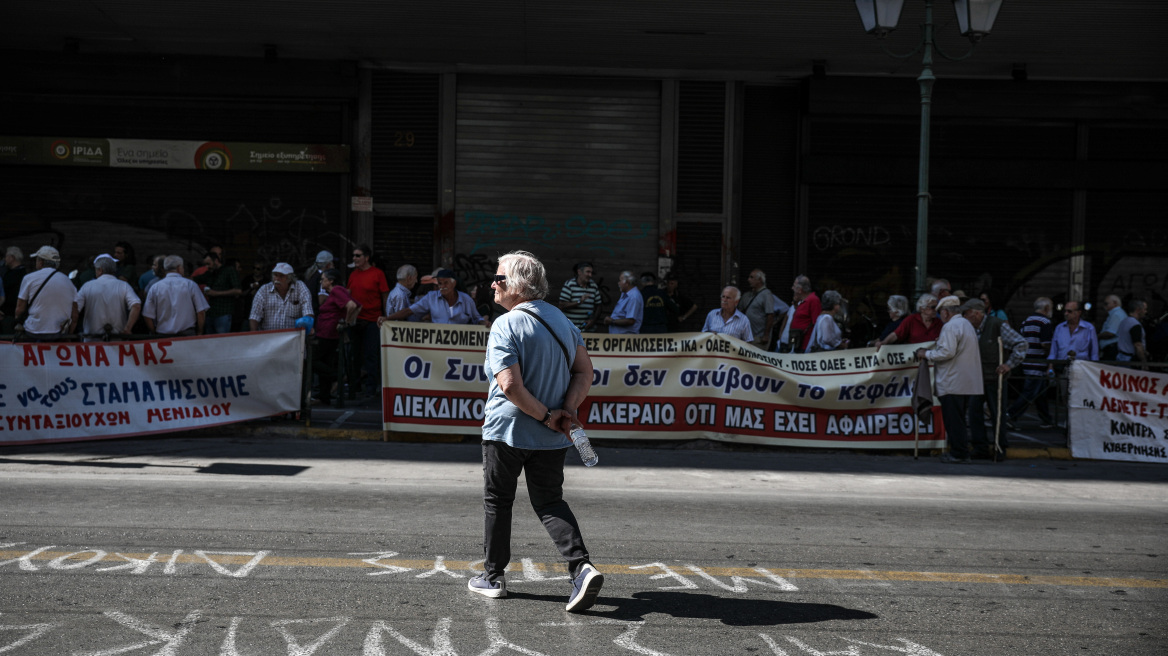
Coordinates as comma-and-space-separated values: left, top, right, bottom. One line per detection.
855, 0, 1003, 297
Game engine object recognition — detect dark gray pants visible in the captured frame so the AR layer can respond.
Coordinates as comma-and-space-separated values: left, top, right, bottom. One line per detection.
481, 440, 590, 583
940, 394, 974, 459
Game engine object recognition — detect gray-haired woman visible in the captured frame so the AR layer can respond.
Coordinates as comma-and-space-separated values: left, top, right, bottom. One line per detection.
876, 294, 910, 342
467, 250, 604, 613
807, 289, 845, 351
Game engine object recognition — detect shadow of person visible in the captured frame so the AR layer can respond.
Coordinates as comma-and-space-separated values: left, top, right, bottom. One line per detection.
505, 590, 877, 627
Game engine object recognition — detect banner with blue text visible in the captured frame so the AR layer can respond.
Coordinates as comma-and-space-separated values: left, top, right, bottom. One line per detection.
380, 323, 944, 449
1, 330, 304, 445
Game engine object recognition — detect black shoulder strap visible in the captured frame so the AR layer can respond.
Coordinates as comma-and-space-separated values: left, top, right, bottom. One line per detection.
25, 268, 62, 313
515, 306, 571, 367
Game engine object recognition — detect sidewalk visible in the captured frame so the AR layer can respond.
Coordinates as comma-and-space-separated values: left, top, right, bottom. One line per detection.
222, 394, 1074, 461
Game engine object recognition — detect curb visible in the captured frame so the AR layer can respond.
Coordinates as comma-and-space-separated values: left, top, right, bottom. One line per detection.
203, 421, 1076, 460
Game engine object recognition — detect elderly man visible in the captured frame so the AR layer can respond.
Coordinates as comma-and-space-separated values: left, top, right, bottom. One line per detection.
1046, 299, 1098, 372
930, 278, 952, 300
1097, 294, 1126, 360
740, 269, 788, 348
557, 261, 603, 331
75, 253, 141, 341
249, 262, 314, 331
304, 250, 334, 314
1006, 297, 1056, 429
1115, 299, 1149, 366
702, 286, 754, 342
469, 250, 603, 611
1, 247, 29, 333
383, 268, 488, 326
916, 295, 982, 464
14, 246, 78, 340
962, 299, 1027, 459
603, 271, 643, 334
386, 264, 421, 321
143, 255, 209, 336
777, 274, 820, 353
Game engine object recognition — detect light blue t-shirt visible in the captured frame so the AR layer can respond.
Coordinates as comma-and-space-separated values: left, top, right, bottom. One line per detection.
482, 299, 585, 449
610, 286, 643, 334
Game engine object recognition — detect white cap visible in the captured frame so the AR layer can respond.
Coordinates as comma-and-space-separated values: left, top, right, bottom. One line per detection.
272, 262, 295, 275
34, 245, 60, 263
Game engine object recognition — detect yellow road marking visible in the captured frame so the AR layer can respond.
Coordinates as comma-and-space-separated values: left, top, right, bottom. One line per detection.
3, 550, 1164, 589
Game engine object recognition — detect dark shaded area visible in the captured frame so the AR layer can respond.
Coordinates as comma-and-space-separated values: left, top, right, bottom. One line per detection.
506, 590, 878, 626
195, 463, 308, 476
0, 457, 307, 477
2, 434, 1167, 485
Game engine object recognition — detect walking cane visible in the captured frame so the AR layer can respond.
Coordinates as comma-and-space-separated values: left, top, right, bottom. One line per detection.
993, 336, 1004, 462
913, 412, 919, 460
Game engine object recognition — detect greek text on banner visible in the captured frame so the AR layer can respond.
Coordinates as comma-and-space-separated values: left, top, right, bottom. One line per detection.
1, 330, 304, 445
380, 322, 944, 449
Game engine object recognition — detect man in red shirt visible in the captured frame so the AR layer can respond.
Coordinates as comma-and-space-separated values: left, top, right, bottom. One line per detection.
777, 275, 821, 353
348, 244, 390, 396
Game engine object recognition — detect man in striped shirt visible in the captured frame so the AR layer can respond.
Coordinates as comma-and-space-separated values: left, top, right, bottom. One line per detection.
557, 261, 602, 331
1005, 297, 1055, 428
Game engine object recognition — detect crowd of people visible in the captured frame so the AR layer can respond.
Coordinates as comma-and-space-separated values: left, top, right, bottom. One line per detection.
4, 243, 1163, 442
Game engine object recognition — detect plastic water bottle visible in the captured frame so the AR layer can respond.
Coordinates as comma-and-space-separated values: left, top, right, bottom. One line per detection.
570, 425, 598, 467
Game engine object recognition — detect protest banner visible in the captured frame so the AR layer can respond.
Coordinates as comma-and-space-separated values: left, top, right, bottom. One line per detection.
380, 322, 945, 449
0, 330, 304, 445
1068, 360, 1168, 463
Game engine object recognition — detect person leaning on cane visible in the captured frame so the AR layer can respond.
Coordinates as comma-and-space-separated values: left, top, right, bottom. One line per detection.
466, 250, 604, 613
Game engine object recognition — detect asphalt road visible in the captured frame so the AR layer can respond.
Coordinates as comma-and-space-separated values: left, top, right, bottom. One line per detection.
1, 436, 1165, 655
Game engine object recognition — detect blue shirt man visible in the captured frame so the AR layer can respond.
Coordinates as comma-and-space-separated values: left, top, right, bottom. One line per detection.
604, 271, 642, 334
409, 289, 484, 325
1047, 300, 1099, 365
1098, 295, 1126, 357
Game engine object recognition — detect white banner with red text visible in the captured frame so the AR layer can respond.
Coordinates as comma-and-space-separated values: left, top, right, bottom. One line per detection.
1, 330, 304, 445
1068, 360, 1168, 463
379, 322, 945, 449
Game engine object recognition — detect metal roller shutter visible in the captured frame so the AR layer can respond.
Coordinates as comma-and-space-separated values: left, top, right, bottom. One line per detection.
454, 75, 661, 313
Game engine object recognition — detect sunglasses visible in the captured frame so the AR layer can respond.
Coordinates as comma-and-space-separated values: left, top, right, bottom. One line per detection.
493, 275, 507, 284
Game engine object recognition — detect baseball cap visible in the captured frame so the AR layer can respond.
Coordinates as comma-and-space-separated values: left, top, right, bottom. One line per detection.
272, 262, 295, 275
34, 245, 61, 263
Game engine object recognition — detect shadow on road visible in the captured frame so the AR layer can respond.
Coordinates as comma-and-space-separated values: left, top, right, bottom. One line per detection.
3, 435, 1166, 484
507, 590, 877, 626
0, 457, 308, 477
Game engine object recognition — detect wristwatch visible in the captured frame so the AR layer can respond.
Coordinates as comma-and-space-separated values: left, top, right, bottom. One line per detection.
541, 409, 552, 425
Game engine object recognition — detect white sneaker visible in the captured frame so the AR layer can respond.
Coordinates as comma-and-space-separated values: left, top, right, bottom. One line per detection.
468, 574, 507, 598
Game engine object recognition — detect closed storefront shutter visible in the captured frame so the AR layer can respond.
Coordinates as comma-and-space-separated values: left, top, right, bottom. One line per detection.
454, 75, 661, 313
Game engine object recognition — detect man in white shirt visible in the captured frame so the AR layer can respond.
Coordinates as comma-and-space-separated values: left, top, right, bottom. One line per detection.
75, 253, 141, 341
916, 295, 983, 464
702, 286, 753, 342
14, 245, 78, 340
143, 255, 209, 336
